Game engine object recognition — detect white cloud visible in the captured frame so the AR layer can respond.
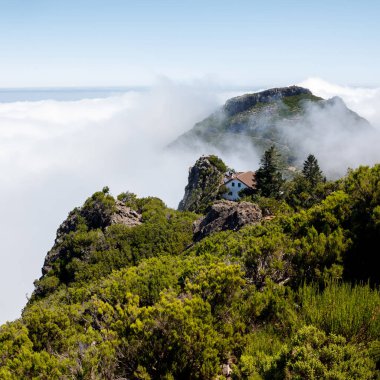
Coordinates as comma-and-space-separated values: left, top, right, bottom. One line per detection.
278, 97, 379, 177
299, 77, 380, 127
289, 78, 380, 177
0, 80, 226, 323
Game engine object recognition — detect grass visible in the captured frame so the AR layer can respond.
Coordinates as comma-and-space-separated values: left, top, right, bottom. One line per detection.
281, 93, 322, 114
298, 281, 380, 342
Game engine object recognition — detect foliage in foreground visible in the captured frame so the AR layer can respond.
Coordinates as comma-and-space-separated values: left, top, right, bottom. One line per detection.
0, 164, 379, 379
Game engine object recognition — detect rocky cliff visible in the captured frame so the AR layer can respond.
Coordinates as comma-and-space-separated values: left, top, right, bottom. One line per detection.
178, 155, 227, 213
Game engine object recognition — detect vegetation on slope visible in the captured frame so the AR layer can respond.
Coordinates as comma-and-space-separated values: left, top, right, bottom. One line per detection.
171, 86, 371, 166
175, 92, 324, 164
0, 155, 379, 379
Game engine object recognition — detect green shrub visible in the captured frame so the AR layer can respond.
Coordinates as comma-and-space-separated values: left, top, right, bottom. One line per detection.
81, 190, 116, 229
207, 154, 227, 173
239, 329, 284, 379
117, 191, 138, 209
298, 281, 380, 342
273, 325, 376, 380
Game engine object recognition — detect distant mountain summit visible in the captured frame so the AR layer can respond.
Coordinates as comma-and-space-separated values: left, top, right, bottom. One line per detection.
223, 86, 313, 117
170, 85, 371, 165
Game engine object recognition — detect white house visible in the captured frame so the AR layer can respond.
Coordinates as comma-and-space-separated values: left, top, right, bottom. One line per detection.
223, 171, 256, 201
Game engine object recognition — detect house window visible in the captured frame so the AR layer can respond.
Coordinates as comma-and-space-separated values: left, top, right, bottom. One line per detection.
232, 182, 235, 187
238, 183, 241, 188
228, 191, 232, 195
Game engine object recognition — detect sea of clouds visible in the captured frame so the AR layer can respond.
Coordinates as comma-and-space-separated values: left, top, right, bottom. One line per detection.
0, 78, 379, 323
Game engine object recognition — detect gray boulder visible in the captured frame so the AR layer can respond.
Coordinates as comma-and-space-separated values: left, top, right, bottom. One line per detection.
193, 200, 262, 241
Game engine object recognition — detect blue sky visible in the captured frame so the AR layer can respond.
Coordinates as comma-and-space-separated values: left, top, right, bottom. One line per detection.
0, 0, 379, 87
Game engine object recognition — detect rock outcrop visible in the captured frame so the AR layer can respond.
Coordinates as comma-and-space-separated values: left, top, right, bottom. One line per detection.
193, 200, 262, 241
110, 200, 142, 226
42, 200, 142, 276
178, 155, 226, 213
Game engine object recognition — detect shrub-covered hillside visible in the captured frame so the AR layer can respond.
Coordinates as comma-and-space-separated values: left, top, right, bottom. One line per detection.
0, 161, 379, 379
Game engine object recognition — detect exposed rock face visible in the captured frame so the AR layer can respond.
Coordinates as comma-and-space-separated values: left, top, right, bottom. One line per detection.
193, 200, 262, 241
110, 200, 142, 226
223, 86, 311, 117
54, 209, 80, 244
178, 155, 226, 213
42, 200, 142, 276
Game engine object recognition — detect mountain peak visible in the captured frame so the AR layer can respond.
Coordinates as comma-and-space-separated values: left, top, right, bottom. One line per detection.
170, 84, 371, 167
224, 85, 312, 116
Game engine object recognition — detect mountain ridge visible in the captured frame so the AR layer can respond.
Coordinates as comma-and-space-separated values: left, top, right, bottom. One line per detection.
223, 85, 314, 116
170, 85, 371, 165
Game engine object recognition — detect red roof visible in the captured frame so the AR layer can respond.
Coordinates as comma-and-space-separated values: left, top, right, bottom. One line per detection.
225, 171, 256, 189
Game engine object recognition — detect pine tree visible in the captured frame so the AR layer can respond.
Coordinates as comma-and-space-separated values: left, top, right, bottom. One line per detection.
302, 154, 324, 187
255, 146, 284, 198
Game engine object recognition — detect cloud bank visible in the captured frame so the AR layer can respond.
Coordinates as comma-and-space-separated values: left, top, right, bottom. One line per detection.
300, 77, 380, 127
0, 78, 379, 323
0, 80, 226, 323
293, 78, 380, 177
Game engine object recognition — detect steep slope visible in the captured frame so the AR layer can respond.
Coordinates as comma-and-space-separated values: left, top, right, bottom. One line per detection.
32, 190, 197, 301
170, 86, 371, 164
178, 154, 227, 213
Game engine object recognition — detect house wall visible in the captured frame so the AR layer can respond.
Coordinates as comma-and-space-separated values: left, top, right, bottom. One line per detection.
223, 179, 248, 201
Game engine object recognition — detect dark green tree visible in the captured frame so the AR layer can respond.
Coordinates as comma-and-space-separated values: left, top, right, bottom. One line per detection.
255, 146, 284, 198
302, 154, 324, 187
285, 155, 332, 210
